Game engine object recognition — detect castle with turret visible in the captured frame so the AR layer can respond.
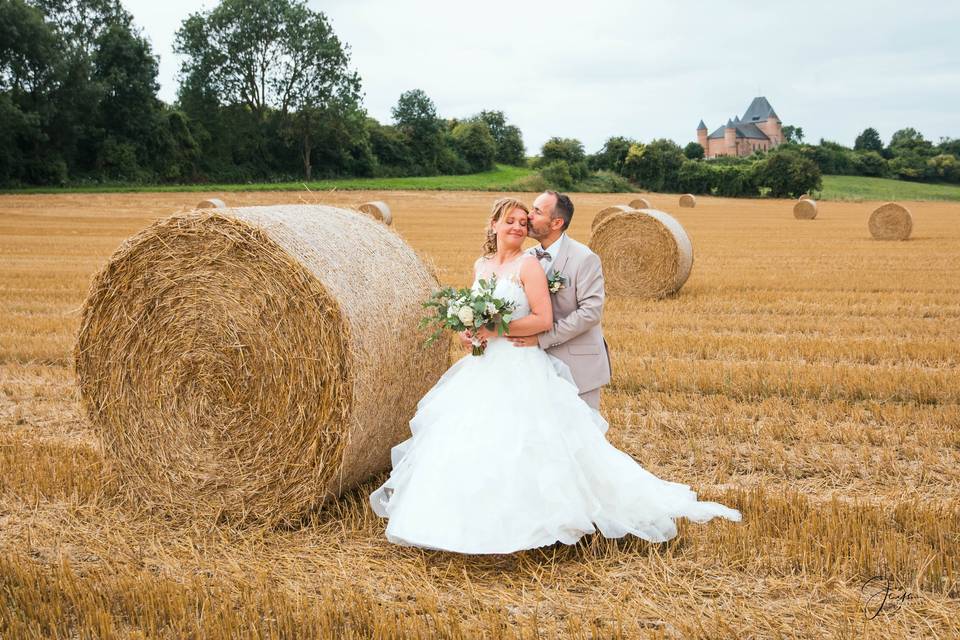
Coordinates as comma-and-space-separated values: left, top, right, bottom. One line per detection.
697, 97, 783, 158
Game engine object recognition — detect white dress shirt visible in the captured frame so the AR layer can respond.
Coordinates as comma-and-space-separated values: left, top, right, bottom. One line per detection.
536, 233, 566, 271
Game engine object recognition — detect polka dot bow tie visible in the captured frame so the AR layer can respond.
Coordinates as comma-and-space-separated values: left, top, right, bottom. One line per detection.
534, 249, 552, 261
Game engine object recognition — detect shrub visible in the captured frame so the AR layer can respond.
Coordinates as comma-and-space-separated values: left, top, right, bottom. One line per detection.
511, 172, 548, 192
539, 160, 575, 190
97, 137, 144, 181
589, 136, 635, 173
436, 138, 470, 175
757, 149, 821, 197
575, 170, 633, 193
538, 137, 588, 181
927, 154, 960, 183
678, 159, 712, 194
856, 150, 888, 177
451, 121, 496, 173
683, 142, 705, 160
714, 163, 760, 197
889, 153, 927, 180
622, 139, 684, 191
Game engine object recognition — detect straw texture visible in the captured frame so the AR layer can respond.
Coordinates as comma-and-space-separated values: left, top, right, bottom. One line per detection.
679, 194, 697, 208
628, 197, 651, 210
357, 201, 392, 225
591, 204, 633, 233
793, 199, 818, 220
589, 209, 693, 298
75, 205, 448, 525
196, 198, 226, 209
869, 202, 913, 240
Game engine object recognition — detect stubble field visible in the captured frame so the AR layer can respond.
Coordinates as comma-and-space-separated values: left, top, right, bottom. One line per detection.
1, 190, 958, 638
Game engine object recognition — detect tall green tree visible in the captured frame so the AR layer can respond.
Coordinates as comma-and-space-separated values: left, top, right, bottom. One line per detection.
854, 127, 883, 153
0, 0, 61, 183
475, 110, 525, 165
590, 136, 636, 173
175, 0, 361, 179
392, 89, 442, 174
91, 22, 163, 178
622, 139, 685, 191
683, 141, 705, 160
888, 128, 934, 156
782, 125, 804, 143
937, 137, 960, 157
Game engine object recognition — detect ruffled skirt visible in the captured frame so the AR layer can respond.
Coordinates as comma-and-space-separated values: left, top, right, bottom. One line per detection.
370, 338, 740, 554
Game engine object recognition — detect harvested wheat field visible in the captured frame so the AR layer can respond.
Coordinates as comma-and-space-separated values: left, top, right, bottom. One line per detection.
1, 190, 959, 638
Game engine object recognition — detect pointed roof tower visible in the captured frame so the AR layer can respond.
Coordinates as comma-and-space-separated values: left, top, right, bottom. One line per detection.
697, 119, 707, 130
742, 96, 777, 122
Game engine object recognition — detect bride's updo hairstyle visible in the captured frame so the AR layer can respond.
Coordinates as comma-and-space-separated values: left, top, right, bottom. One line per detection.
483, 197, 530, 256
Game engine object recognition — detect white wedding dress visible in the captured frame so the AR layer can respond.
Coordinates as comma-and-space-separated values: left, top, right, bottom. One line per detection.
370, 256, 741, 554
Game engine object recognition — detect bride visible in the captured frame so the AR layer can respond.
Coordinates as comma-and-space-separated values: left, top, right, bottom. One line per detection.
369, 198, 741, 554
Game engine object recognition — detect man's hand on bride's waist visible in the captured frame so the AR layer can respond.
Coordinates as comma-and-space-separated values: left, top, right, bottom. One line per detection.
507, 334, 539, 348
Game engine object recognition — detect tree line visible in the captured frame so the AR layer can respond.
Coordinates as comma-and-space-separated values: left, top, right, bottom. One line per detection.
3, 0, 957, 192
0, 0, 525, 187
532, 125, 960, 198
526, 136, 820, 198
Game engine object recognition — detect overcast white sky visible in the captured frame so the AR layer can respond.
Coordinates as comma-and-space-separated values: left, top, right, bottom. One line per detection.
128, 0, 960, 154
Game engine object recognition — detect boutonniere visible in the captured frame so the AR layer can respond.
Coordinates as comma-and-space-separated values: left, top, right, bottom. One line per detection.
547, 269, 567, 294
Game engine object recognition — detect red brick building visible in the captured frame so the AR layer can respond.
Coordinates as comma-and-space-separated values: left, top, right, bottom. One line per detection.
697, 97, 784, 158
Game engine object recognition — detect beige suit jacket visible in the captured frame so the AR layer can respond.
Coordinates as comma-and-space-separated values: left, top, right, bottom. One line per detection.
528, 236, 611, 394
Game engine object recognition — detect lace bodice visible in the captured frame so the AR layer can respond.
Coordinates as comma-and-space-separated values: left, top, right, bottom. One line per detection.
472, 255, 531, 321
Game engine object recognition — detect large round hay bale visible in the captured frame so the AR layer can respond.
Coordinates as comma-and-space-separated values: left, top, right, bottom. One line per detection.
869, 202, 913, 240
75, 205, 448, 525
679, 194, 696, 208
357, 201, 392, 225
591, 204, 633, 233
793, 199, 818, 220
628, 197, 651, 210
196, 198, 226, 209
589, 209, 693, 298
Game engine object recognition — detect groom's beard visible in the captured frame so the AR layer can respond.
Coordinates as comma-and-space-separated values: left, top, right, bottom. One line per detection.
528, 222, 549, 240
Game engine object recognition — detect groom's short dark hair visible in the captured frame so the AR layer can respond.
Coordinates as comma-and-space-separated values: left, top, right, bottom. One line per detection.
547, 191, 574, 231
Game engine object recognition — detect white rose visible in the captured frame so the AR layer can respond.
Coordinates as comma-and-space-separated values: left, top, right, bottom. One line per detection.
457, 306, 474, 325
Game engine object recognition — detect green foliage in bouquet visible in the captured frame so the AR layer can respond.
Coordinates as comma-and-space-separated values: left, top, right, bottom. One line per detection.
419, 276, 516, 355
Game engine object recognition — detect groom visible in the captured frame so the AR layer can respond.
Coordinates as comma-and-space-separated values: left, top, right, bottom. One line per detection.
508, 191, 611, 410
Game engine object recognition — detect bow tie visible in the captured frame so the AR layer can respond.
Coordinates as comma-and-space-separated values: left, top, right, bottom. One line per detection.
534, 248, 552, 261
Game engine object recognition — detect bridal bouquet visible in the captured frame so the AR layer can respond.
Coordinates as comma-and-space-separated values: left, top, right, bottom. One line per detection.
420, 276, 516, 356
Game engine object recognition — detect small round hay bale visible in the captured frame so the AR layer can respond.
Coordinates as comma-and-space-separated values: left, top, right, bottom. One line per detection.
797, 193, 810, 201
628, 197, 651, 210
679, 194, 696, 208
591, 204, 633, 233
196, 198, 226, 209
357, 201, 392, 225
589, 209, 693, 298
793, 199, 818, 220
75, 205, 448, 525
869, 202, 913, 240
